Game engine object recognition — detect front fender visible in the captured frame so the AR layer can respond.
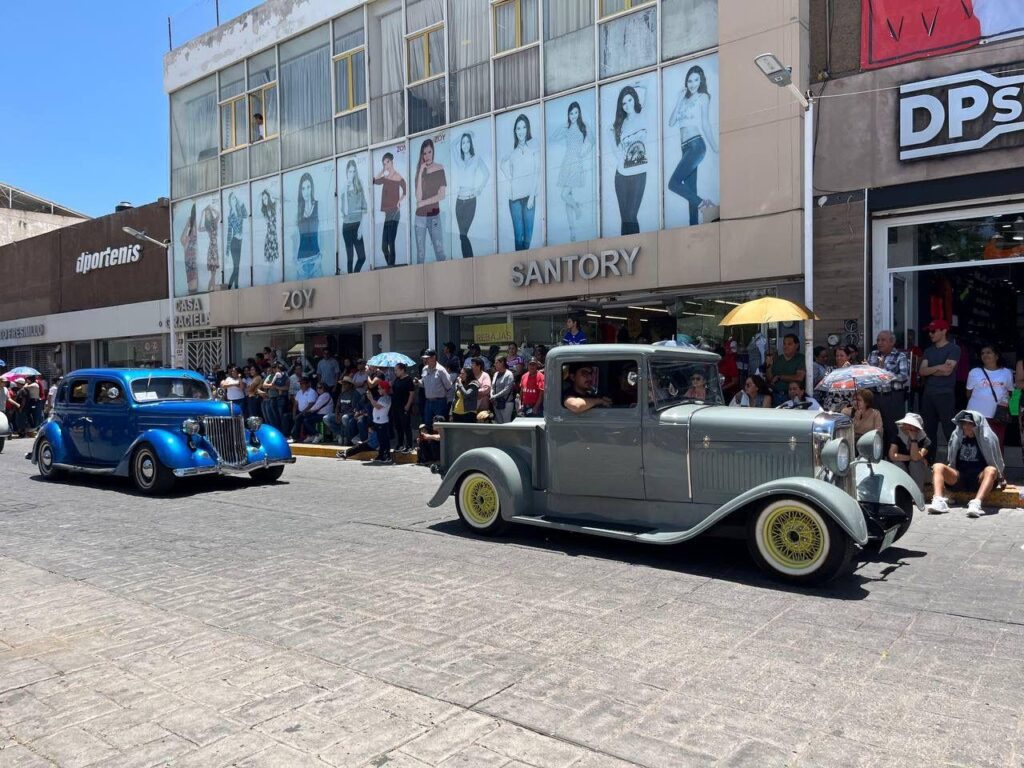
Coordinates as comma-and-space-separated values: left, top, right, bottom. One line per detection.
253, 424, 292, 461
855, 460, 924, 510
30, 421, 68, 464
708, 477, 869, 546
428, 447, 531, 519
114, 429, 206, 476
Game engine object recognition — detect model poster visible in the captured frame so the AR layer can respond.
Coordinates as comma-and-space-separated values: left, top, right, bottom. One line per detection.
283, 160, 336, 281
448, 118, 495, 259
663, 53, 720, 229
371, 142, 410, 269
336, 153, 371, 274
600, 71, 659, 237
410, 131, 451, 263
171, 193, 219, 296
545, 89, 597, 246
221, 183, 252, 289
251, 176, 283, 286
497, 105, 544, 252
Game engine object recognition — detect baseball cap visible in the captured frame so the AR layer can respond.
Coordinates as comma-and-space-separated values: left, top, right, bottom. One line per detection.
527, 357, 540, 366
925, 319, 950, 332
377, 380, 392, 393
422, 348, 437, 358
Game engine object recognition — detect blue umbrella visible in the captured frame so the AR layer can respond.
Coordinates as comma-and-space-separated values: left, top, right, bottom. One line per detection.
0, 359, 5, 368
366, 352, 417, 368
7, 366, 40, 377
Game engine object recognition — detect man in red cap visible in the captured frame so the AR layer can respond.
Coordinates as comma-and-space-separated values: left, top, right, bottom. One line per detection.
919, 319, 960, 449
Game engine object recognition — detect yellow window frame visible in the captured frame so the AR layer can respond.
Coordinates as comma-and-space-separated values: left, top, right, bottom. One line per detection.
492, 0, 524, 54
248, 83, 279, 141
332, 47, 367, 115
600, 0, 654, 19
220, 94, 247, 152
406, 23, 445, 84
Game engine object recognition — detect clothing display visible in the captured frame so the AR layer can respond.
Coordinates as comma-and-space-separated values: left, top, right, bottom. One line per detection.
202, 207, 220, 273
550, 124, 591, 188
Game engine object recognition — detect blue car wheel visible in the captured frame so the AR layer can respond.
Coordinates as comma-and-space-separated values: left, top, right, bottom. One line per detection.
132, 444, 175, 495
36, 438, 65, 481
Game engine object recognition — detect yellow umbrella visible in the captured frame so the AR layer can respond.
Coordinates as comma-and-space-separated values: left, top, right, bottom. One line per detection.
718, 296, 819, 326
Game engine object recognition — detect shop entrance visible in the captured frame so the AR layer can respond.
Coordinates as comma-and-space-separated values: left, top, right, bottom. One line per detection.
232, 324, 364, 368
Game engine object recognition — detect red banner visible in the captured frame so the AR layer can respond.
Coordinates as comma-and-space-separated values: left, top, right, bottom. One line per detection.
861, 0, 1024, 70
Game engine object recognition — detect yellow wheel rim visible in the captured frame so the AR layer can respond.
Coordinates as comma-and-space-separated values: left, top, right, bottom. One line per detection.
461, 476, 498, 526
762, 505, 826, 570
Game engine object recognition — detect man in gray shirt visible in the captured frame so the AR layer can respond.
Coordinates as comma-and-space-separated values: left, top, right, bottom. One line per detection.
919, 319, 960, 449
420, 349, 452, 428
316, 350, 341, 392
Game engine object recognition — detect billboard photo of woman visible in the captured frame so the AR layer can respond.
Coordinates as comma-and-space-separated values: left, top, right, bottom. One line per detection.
171, 198, 198, 297
283, 161, 336, 281
199, 197, 220, 293
221, 184, 251, 289
251, 176, 282, 286
337, 153, 370, 273
664, 54, 720, 228
497, 105, 543, 252
600, 72, 658, 237
412, 133, 450, 263
450, 120, 494, 259
371, 143, 409, 268
545, 90, 597, 245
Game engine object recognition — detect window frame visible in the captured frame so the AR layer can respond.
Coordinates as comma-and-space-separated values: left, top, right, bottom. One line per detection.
247, 82, 279, 143
599, 0, 654, 21
219, 94, 249, 153
491, 0, 539, 58
68, 379, 89, 405
332, 46, 368, 116
406, 22, 446, 85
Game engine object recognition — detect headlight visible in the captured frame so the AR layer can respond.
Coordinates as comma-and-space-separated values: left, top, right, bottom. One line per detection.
821, 437, 850, 476
857, 430, 883, 463
182, 418, 201, 435
245, 416, 263, 431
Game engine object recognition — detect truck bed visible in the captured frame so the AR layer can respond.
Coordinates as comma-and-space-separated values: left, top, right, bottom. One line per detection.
438, 418, 546, 489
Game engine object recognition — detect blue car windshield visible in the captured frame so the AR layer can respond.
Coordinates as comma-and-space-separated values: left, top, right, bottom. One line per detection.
131, 377, 211, 402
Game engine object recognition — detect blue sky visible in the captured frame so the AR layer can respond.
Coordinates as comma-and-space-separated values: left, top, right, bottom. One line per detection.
2, 1, 257, 218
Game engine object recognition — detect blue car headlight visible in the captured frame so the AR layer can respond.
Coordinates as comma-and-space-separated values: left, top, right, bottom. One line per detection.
182, 418, 201, 435
245, 416, 263, 431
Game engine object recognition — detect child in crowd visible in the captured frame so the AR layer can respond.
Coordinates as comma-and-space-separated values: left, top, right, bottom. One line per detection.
887, 412, 930, 491
368, 380, 392, 464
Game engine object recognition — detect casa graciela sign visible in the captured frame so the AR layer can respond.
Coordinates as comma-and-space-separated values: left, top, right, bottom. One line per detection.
511, 247, 639, 287
75, 244, 143, 275
899, 66, 1024, 161
174, 297, 210, 329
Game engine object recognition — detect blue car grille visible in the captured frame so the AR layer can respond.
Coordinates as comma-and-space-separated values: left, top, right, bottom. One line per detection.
203, 416, 247, 466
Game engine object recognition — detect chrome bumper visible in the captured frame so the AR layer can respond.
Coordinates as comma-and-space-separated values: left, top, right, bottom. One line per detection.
173, 456, 296, 478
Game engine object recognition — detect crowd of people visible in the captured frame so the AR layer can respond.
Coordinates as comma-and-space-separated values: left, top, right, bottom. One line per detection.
0, 374, 51, 443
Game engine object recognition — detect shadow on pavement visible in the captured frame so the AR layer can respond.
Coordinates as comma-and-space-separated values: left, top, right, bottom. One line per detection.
427, 518, 899, 600
27, 473, 288, 499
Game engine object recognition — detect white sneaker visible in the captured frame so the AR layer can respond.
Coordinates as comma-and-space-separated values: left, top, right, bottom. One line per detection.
927, 496, 950, 514
966, 499, 983, 518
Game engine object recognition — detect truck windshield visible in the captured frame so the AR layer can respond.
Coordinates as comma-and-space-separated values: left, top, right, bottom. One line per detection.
649, 360, 724, 410
131, 378, 211, 402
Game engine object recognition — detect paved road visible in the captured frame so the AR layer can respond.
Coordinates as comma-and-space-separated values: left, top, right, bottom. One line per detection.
0, 448, 1022, 767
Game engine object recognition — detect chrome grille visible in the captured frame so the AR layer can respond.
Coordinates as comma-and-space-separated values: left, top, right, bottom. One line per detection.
203, 415, 247, 466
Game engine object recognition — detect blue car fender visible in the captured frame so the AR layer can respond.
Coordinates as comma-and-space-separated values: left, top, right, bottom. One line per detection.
428, 447, 532, 519
31, 422, 69, 464
705, 477, 870, 546
855, 460, 924, 510
253, 424, 292, 461
114, 429, 211, 476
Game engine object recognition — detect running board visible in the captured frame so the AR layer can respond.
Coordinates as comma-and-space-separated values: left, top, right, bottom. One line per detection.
509, 515, 688, 544
54, 463, 117, 475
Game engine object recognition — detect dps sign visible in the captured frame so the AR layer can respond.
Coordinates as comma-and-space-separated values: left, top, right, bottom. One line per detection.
899, 66, 1024, 161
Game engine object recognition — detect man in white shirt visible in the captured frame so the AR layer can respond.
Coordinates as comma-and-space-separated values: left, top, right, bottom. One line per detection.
290, 378, 319, 442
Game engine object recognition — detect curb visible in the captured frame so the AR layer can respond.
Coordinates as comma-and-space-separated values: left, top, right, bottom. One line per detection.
290, 443, 419, 464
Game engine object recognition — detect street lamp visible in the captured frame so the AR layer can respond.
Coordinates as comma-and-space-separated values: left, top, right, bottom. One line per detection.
754, 53, 814, 392
123, 226, 176, 369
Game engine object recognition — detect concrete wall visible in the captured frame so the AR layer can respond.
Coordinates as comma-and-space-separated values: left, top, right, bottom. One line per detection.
0, 209, 83, 247
813, 195, 866, 349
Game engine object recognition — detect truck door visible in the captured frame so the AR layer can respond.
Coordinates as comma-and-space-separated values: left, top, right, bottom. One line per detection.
546, 358, 644, 501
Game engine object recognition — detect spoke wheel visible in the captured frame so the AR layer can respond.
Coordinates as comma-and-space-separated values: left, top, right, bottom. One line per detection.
748, 499, 854, 584
455, 472, 508, 535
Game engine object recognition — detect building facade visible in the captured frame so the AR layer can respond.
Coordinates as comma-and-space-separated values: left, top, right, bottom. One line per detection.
0, 182, 87, 248
811, 0, 1024, 361
164, 0, 812, 366
0, 201, 172, 378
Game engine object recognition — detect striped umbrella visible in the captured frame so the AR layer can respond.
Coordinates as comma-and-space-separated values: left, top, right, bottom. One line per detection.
815, 364, 896, 392
366, 352, 417, 368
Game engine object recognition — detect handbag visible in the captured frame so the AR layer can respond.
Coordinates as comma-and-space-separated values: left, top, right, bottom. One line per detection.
1010, 388, 1022, 418
981, 369, 1011, 423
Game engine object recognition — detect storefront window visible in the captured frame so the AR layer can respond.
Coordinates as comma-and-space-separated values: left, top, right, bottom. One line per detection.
887, 211, 1024, 269
100, 336, 166, 368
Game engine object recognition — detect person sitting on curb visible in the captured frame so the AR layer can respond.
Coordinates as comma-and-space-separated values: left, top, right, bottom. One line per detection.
887, 412, 930, 492
927, 410, 1004, 518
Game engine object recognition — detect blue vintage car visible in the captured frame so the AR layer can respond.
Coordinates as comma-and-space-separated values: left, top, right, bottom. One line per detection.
29, 368, 294, 494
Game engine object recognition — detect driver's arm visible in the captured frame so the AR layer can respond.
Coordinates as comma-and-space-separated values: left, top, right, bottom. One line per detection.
564, 394, 612, 414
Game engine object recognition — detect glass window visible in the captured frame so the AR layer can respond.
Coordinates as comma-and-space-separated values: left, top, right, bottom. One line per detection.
334, 9, 365, 53
559, 359, 641, 411
662, 0, 717, 60
543, 0, 593, 94
220, 62, 245, 100
248, 49, 276, 89
279, 25, 332, 169
494, 0, 538, 54
248, 85, 278, 141
599, 5, 657, 78
408, 78, 446, 134
600, 0, 653, 16
649, 359, 723, 409
131, 377, 211, 402
335, 49, 367, 113
247, 51, 280, 178
170, 75, 219, 198
336, 109, 368, 153
333, 8, 368, 152
448, 0, 490, 121
407, 0, 444, 31
408, 25, 446, 84
369, 0, 405, 141
94, 380, 126, 405
69, 380, 88, 404
494, 46, 540, 109
887, 212, 1024, 269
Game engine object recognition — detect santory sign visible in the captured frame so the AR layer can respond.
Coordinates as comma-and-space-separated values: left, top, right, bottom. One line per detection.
512, 247, 639, 288
899, 67, 1024, 161
75, 244, 143, 275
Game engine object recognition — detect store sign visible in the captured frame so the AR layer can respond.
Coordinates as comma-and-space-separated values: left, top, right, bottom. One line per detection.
282, 288, 314, 311
899, 67, 1024, 161
174, 297, 210, 329
474, 323, 514, 345
0, 323, 45, 341
511, 247, 639, 288
75, 244, 142, 275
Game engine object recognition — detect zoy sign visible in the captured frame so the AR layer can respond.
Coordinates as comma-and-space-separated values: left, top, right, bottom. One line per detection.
899, 67, 1024, 161
282, 288, 314, 311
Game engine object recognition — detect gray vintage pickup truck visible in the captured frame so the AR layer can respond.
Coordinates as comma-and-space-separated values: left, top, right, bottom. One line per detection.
429, 344, 923, 584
